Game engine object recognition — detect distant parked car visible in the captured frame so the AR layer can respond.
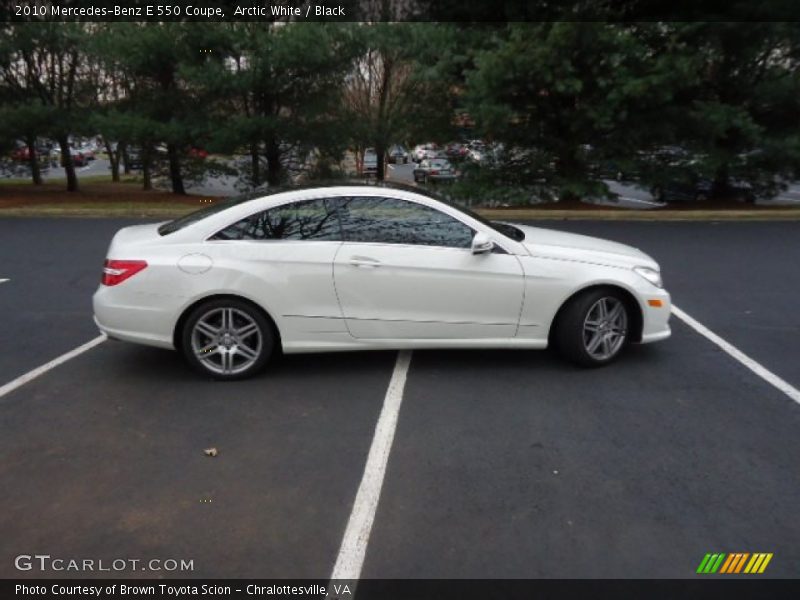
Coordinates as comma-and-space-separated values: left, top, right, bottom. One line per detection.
387, 144, 409, 164
413, 158, 456, 183
412, 143, 438, 163
10, 146, 33, 161
75, 145, 96, 161
127, 148, 144, 170
444, 142, 468, 160
10, 143, 52, 162
188, 147, 209, 159
361, 148, 378, 176
466, 140, 487, 163
61, 152, 88, 167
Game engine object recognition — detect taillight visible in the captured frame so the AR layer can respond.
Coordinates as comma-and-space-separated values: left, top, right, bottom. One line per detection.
102, 259, 147, 286
430, 170, 439, 175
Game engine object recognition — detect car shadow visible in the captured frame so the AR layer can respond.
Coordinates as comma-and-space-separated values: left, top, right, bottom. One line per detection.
101, 339, 667, 385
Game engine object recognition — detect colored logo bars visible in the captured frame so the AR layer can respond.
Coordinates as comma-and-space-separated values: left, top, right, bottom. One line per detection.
696, 553, 773, 574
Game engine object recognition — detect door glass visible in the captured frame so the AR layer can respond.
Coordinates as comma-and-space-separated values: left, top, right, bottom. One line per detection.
337, 196, 473, 248
212, 198, 341, 241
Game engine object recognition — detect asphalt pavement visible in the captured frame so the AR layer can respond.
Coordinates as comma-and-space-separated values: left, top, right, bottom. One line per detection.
0, 217, 798, 579
0, 218, 142, 383
0, 341, 394, 578
365, 336, 799, 578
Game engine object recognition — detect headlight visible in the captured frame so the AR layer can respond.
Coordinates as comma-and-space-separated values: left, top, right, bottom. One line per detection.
633, 266, 663, 288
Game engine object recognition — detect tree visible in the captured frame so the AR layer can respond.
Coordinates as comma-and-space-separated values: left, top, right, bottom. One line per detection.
0, 100, 56, 185
464, 21, 800, 203
653, 22, 800, 197
195, 22, 358, 188
85, 23, 131, 183
0, 23, 89, 191
465, 22, 683, 202
93, 23, 221, 194
343, 23, 457, 180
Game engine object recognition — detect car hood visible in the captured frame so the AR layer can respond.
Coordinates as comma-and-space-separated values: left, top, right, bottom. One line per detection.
511, 224, 658, 269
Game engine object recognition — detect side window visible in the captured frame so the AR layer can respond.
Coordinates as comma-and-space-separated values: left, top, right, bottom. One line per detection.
337, 196, 474, 248
212, 198, 341, 241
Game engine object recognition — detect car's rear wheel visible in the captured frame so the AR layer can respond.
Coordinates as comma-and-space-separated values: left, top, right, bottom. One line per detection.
181, 299, 274, 380
553, 289, 630, 367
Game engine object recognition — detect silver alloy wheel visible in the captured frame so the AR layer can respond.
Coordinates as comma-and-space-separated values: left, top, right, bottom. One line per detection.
190, 307, 263, 375
582, 296, 628, 361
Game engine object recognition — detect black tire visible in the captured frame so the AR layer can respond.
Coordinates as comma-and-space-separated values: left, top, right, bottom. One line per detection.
552, 288, 631, 367
180, 298, 275, 380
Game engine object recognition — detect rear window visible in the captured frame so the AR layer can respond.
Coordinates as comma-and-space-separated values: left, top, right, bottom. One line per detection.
157, 193, 260, 236
211, 198, 341, 241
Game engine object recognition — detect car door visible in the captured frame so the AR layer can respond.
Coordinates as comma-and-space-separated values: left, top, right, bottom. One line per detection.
209, 197, 344, 332
332, 195, 524, 340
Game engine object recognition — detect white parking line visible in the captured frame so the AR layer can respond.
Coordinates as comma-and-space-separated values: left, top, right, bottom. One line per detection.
0, 278, 9, 284
0, 334, 107, 402
672, 305, 800, 406
330, 350, 412, 581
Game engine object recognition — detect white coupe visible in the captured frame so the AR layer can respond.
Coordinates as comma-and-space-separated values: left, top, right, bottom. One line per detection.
93, 184, 671, 379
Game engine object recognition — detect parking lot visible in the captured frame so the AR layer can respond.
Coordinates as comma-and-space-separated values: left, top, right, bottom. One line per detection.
0, 217, 798, 579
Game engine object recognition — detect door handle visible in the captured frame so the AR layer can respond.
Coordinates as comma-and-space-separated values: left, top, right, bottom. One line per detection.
349, 256, 381, 268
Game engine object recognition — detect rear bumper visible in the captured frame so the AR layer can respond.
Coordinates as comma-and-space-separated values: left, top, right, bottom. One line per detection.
92, 285, 178, 350
93, 315, 174, 349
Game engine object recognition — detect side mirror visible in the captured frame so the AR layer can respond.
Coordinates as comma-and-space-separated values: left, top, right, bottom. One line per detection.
471, 232, 494, 255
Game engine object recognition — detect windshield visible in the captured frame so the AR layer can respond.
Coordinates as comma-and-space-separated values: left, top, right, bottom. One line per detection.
452, 203, 525, 242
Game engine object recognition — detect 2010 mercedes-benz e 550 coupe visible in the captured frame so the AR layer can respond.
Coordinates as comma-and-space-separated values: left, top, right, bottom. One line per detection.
93, 184, 671, 380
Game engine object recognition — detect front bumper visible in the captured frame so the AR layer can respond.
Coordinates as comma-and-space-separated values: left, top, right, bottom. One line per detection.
638, 288, 672, 344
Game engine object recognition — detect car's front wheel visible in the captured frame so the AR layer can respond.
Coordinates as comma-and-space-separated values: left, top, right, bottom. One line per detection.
181, 298, 274, 380
553, 289, 630, 367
